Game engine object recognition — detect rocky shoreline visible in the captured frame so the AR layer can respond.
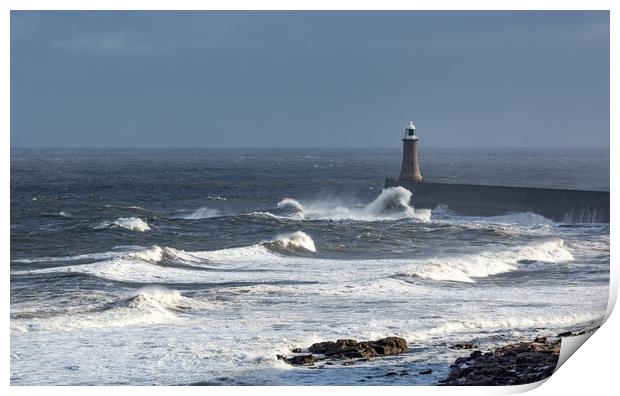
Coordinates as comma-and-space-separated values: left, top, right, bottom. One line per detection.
276, 329, 598, 386
440, 336, 561, 386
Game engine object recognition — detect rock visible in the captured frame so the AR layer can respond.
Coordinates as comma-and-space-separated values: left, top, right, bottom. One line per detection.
285, 354, 319, 366
419, 369, 433, 375
557, 331, 573, 337
451, 343, 476, 350
440, 337, 561, 386
308, 337, 406, 359
279, 336, 407, 367
365, 337, 408, 356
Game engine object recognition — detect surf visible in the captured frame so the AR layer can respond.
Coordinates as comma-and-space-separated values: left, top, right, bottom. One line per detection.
11, 286, 195, 332
274, 187, 430, 222
398, 239, 574, 283
95, 217, 151, 232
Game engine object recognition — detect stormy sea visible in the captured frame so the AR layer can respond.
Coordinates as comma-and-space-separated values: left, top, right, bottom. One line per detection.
10, 147, 610, 385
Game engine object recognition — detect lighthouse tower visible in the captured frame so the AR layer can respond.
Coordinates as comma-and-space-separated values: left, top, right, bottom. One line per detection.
399, 120, 423, 182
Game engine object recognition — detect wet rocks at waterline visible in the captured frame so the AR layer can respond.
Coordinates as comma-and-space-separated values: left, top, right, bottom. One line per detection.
440, 337, 561, 386
277, 337, 408, 366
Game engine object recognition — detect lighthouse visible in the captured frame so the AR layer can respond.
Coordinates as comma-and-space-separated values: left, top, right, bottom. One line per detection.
399, 120, 423, 182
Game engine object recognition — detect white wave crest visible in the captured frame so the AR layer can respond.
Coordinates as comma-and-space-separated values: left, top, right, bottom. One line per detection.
96, 217, 150, 232
11, 287, 195, 332
125, 245, 204, 264
268, 231, 317, 252
126, 246, 164, 262
274, 187, 429, 222
277, 198, 305, 219
406, 310, 605, 341
401, 239, 574, 283
248, 211, 281, 220
181, 207, 220, 220
124, 286, 190, 309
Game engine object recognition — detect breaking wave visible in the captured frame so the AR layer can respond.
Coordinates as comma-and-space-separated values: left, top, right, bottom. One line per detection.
103, 286, 194, 311
264, 231, 317, 253
11, 287, 195, 332
96, 217, 151, 232
399, 239, 574, 283
275, 187, 430, 222
126, 245, 205, 263
14, 231, 318, 283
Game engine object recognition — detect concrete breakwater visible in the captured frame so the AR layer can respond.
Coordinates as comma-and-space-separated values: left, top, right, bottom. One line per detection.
385, 179, 610, 223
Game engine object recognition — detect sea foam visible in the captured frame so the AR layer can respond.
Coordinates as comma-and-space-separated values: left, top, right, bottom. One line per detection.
275, 187, 429, 222
96, 217, 151, 232
400, 239, 574, 283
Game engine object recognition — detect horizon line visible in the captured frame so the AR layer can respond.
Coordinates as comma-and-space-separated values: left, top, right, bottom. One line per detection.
9, 145, 611, 150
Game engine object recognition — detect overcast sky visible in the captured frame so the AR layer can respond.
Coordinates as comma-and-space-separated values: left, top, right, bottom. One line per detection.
11, 11, 609, 148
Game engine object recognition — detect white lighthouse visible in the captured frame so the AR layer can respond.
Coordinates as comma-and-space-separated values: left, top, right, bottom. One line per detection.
399, 120, 423, 182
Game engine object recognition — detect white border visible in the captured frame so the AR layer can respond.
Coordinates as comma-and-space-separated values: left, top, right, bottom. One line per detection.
3, 2, 616, 396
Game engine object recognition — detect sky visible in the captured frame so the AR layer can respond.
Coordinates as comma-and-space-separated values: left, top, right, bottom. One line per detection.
10, 11, 610, 148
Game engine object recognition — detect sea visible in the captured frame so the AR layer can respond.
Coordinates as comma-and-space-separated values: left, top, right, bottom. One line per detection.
10, 147, 610, 385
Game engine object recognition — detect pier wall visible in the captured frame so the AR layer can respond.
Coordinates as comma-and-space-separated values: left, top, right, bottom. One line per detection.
385, 179, 610, 223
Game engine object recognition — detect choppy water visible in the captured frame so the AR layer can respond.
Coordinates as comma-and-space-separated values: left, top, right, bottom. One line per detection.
10, 148, 609, 385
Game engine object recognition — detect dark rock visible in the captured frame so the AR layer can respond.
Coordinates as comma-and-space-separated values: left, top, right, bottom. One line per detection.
451, 343, 476, 350
309, 339, 359, 356
279, 336, 408, 367
419, 369, 433, 375
364, 337, 408, 356
440, 337, 561, 386
557, 331, 573, 337
308, 337, 406, 359
283, 354, 319, 366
